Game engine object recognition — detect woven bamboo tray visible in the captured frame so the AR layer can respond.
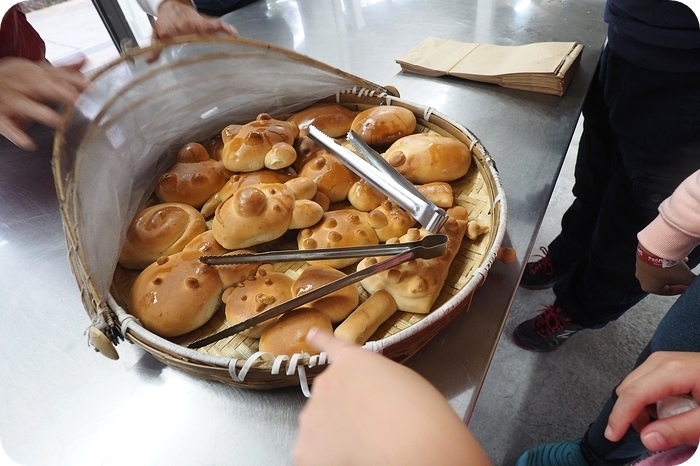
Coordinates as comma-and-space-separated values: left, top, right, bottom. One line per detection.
53, 36, 506, 391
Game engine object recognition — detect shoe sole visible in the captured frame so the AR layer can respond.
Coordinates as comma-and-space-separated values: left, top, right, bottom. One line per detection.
511, 332, 563, 352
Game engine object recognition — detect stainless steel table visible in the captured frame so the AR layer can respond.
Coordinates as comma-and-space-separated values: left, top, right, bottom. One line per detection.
0, 0, 607, 464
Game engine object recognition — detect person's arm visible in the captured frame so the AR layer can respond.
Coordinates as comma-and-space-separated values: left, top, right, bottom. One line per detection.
636, 170, 700, 295
0, 57, 88, 150
605, 351, 700, 452
136, 0, 237, 40
293, 328, 492, 466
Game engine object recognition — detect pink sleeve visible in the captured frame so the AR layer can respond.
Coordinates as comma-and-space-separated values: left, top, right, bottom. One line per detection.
638, 170, 700, 261
632, 445, 695, 466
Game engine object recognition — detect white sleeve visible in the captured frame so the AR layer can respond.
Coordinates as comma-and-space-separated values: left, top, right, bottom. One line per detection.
135, 0, 166, 16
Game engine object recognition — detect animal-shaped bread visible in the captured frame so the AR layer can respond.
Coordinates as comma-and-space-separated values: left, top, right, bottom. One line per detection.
155, 142, 232, 208
350, 106, 417, 146
291, 265, 359, 323
383, 133, 472, 184
200, 169, 295, 218
298, 151, 359, 203
347, 178, 387, 212
297, 209, 379, 269
357, 206, 469, 314
119, 202, 207, 270
287, 103, 356, 138
366, 200, 416, 242
222, 264, 294, 338
128, 251, 224, 337
212, 180, 324, 250
259, 307, 333, 357
220, 113, 299, 172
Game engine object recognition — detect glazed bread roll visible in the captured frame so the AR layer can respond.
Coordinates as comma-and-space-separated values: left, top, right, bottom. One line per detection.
155, 142, 232, 209
212, 182, 294, 249
183, 230, 229, 256
334, 290, 398, 345
292, 136, 324, 172
351, 106, 417, 146
297, 209, 379, 269
298, 151, 359, 203
383, 133, 472, 184
259, 307, 333, 356
223, 264, 294, 338
200, 169, 294, 218
119, 202, 207, 270
292, 265, 360, 323
288, 103, 356, 137
357, 206, 469, 314
347, 179, 387, 212
367, 200, 416, 242
212, 181, 324, 250
128, 251, 223, 338
415, 182, 455, 208
221, 113, 299, 172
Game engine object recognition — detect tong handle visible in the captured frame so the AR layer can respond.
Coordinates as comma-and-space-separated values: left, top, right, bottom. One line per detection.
201, 240, 419, 265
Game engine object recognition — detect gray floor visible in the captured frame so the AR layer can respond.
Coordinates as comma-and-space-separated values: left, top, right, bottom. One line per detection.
27, 5, 682, 465
469, 119, 680, 465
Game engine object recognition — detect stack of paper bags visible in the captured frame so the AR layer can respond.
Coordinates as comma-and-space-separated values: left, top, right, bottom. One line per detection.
396, 37, 584, 96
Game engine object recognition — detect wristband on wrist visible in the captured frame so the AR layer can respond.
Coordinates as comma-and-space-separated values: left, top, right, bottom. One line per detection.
636, 243, 679, 268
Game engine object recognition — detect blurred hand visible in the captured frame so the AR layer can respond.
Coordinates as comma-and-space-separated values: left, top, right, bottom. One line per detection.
605, 351, 700, 451
292, 328, 492, 466
0, 57, 88, 150
152, 0, 238, 41
635, 257, 696, 296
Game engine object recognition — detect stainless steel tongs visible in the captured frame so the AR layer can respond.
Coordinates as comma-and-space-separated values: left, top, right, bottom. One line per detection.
307, 125, 448, 233
188, 234, 448, 349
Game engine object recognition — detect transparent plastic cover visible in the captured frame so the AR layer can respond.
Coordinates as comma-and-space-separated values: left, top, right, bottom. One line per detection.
55, 36, 383, 308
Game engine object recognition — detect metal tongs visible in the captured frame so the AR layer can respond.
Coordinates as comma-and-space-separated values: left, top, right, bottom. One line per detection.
308, 125, 449, 233
188, 234, 448, 349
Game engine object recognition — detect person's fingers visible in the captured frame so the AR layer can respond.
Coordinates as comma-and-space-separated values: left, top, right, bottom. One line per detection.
639, 409, 700, 451
0, 115, 35, 151
305, 327, 353, 361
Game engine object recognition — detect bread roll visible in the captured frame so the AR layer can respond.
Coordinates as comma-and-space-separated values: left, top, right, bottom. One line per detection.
259, 307, 333, 356
298, 151, 359, 203
334, 290, 398, 344
297, 209, 379, 269
288, 103, 356, 138
183, 230, 229, 256
119, 203, 207, 270
188, 244, 260, 289
415, 182, 454, 208
221, 113, 299, 172
292, 265, 359, 323
223, 264, 294, 338
212, 182, 295, 249
128, 251, 223, 337
350, 106, 417, 146
367, 200, 416, 242
292, 136, 324, 172
357, 206, 468, 314
347, 179, 386, 212
155, 142, 232, 208
383, 133, 472, 184
200, 169, 294, 218
212, 181, 324, 250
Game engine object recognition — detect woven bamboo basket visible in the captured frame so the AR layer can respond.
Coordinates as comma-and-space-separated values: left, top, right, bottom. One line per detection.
53, 36, 507, 391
